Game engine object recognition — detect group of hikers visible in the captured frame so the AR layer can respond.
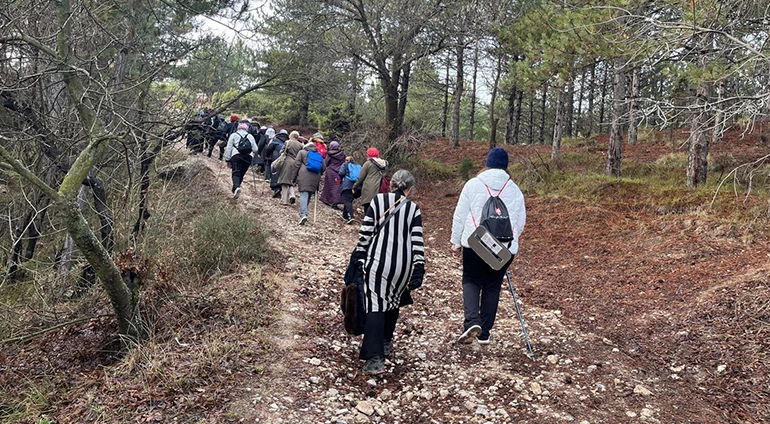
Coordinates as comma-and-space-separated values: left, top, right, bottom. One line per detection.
186, 111, 527, 375
186, 110, 391, 226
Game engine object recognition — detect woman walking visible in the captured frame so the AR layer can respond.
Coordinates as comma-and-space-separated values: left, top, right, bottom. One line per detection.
276, 131, 303, 206
351, 170, 425, 374
319, 141, 346, 209
450, 147, 526, 345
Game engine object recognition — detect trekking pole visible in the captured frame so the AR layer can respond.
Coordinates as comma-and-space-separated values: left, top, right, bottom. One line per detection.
506, 271, 535, 360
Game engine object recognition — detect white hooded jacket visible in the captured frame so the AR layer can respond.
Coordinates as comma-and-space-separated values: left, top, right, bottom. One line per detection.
450, 168, 526, 254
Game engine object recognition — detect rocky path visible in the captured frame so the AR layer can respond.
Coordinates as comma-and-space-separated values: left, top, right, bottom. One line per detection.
205, 158, 720, 424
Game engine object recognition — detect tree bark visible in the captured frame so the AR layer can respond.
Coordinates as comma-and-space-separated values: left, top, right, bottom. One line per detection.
577, 66, 586, 136
552, 85, 567, 160
540, 84, 548, 145
397, 62, 411, 135
505, 85, 517, 145
488, 55, 503, 149
469, 44, 479, 140
441, 54, 450, 138
599, 62, 609, 134
627, 67, 640, 144
57, 186, 88, 287
687, 35, 714, 188
528, 92, 535, 144
712, 81, 726, 143
606, 61, 627, 177
449, 42, 464, 148
513, 89, 524, 145
585, 62, 596, 138
565, 80, 575, 137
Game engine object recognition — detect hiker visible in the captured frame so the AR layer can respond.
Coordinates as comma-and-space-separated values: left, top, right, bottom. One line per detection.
185, 116, 206, 154
226, 114, 239, 138
267, 129, 289, 198
319, 141, 346, 209
351, 169, 424, 374
276, 130, 303, 206
262, 127, 276, 182
224, 120, 258, 199
252, 125, 267, 174
311, 132, 328, 159
338, 156, 361, 224
450, 147, 526, 345
291, 138, 326, 225
352, 147, 389, 216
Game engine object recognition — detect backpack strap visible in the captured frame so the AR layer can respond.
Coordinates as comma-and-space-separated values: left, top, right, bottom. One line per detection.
376, 196, 408, 233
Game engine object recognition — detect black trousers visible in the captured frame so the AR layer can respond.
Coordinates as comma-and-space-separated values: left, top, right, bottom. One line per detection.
341, 190, 354, 220
230, 153, 251, 192
359, 308, 400, 360
462, 248, 513, 339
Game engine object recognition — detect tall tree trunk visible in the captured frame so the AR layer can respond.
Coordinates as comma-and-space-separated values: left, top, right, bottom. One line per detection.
488, 55, 503, 149
577, 66, 586, 136
585, 62, 596, 138
449, 42, 464, 148
528, 92, 535, 144
441, 54, 450, 137
298, 92, 310, 126
687, 35, 714, 187
565, 80, 575, 137
469, 44, 479, 140
513, 90, 524, 145
505, 85, 517, 145
397, 62, 411, 135
627, 67, 640, 144
349, 57, 359, 116
540, 84, 548, 145
381, 73, 401, 140
57, 186, 88, 287
599, 62, 609, 134
552, 85, 567, 160
712, 81, 726, 143
606, 61, 627, 177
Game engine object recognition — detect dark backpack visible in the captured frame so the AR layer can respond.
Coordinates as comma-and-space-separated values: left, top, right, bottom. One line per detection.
269, 140, 284, 160
371, 159, 391, 193
306, 151, 323, 174
235, 133, 252, 155
477, 179, 514, 243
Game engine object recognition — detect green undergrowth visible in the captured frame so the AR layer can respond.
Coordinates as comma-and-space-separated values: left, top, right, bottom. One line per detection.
509, 151, 770, 222
407, 157, 456, 180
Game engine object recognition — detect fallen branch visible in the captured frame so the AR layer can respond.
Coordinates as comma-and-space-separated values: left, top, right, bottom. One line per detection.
1, 314, 115, 344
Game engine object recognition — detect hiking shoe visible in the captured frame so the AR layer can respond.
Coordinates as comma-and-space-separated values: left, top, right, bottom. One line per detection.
232, 187, 241, 199
272, 192, 281, 199
477, 334, 491, 345
299, 216, 308, 225
458, 325, 482, 344
362, 356, 385, 375
384, 341, 393, 358
346, 218, 354, 225
290, 197, 296, 204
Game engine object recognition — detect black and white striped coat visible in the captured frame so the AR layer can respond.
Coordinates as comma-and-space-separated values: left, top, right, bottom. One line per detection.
355, 192, 425, 313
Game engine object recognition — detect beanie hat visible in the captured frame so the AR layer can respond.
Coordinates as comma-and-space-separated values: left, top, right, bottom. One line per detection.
313, 132, 323, 139
230, 114, 239, 123
279, 129, 288, 135
329, 141, 339, 150
367, 147, 379, 158
486, 147, 509, 170
298, 136, 308, 143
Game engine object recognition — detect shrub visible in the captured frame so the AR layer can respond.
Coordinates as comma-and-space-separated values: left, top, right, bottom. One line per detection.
459, 157, 475, 181
188, 207, 269, 276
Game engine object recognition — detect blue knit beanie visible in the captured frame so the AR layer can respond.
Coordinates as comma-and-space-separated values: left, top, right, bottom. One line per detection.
486, 147, 509, 169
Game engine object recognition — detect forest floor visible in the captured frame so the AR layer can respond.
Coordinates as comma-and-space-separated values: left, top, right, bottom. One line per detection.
2, 127, 769, 423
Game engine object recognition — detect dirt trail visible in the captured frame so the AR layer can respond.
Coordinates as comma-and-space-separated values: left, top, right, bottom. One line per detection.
204, 158, 722, 423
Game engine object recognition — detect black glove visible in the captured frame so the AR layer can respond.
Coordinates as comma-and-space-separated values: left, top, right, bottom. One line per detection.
408, 263, 424, 291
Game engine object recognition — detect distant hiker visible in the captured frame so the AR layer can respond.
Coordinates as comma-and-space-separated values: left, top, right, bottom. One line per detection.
291, 138, 326, 225
252, 125, 268, 174
338, 156, 361, 224
450, 147, 526, 345
185, 116, 206, 154
351, 169, 424, 374
312, 132, 328, 159
226, 114, 239, 138
266, 129, 289, 199
276, 130, 304, 206
319, 141, 346, 209
262, 127, 276, 182
352, 147, 389, 216
224, 120, 258, 199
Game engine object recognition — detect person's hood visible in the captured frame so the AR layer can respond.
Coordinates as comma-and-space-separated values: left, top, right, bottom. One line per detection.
304, 142, 318, 152
265, 128, 276, 139
274, 132, 289, 142
328, 148, 344, 157
370, 157, 388, 169
476, 168, 511, 191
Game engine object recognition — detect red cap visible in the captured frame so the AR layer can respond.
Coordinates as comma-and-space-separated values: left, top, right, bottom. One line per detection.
367, 147, 379, 158
230, 114, 239, 122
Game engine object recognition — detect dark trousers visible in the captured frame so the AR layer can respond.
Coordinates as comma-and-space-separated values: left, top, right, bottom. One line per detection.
264, 159, 273, 181
462, 248, 512, 339
359, 309, 400, 360
206, 138, 224, 159
341, 190, 354, 220
230, 153, 251, 192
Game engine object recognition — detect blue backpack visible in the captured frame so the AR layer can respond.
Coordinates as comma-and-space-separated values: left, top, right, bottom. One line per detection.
345, 163, 362, 182
306, 151, 323, 174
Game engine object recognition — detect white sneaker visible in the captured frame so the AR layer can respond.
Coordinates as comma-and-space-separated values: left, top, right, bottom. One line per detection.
232, 187, 241, 199
457, 325, 482, 344
477, 335, 491, 345
299, 216, 308, 225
